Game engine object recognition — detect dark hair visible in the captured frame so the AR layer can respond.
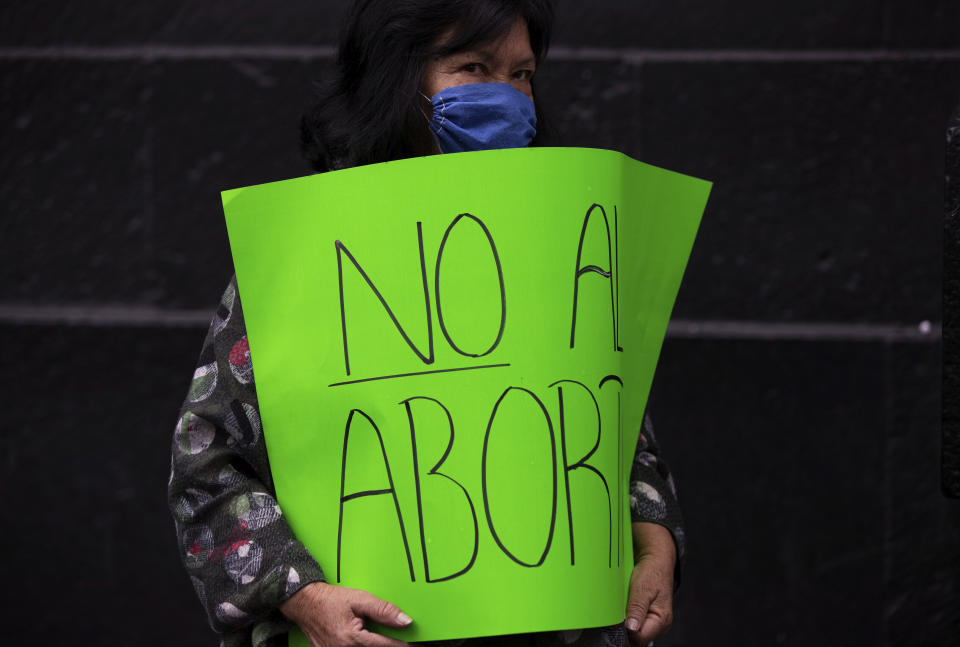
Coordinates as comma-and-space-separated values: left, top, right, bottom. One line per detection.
300, 0, 554, 172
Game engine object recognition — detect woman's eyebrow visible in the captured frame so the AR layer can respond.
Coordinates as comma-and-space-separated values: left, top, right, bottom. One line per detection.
444, 49, 535, 69
446, 48, 491, 61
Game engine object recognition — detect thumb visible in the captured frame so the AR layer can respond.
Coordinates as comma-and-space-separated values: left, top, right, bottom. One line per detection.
351, 591, 414, 629
624, 586, 652, 632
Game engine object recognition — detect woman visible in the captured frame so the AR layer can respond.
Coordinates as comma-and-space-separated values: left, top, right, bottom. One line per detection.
169, 2, 684, 646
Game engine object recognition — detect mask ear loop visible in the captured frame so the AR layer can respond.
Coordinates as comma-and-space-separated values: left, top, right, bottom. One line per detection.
419, 90, 446, 153
419, 91, 436, 127
421, 90, 447, 134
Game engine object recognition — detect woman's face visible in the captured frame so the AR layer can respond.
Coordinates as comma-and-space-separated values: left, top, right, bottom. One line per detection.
421, 17, 536, 103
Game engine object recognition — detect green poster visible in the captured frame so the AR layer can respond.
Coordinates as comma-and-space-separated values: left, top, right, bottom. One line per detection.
222, 147, 710, 643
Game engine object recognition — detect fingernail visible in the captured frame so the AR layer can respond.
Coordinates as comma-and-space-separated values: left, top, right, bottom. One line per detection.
397, 612, 413, 626
625, 617, 640, 631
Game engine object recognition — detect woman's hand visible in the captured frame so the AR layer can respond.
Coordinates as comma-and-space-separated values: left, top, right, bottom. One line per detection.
625, 522, 676, 646
280, 581, 413, 647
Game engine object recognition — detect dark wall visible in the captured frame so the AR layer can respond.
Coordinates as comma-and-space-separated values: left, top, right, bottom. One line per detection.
1, 1, 957, 645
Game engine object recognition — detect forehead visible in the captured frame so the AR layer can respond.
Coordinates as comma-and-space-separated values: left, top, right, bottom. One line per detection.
441, 17, 533, 62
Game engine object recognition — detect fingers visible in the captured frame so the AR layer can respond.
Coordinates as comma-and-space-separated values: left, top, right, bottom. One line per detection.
286, 584, 413, 647
634, 597, 672, 644
357, 629, 412, 647
624, 581, 653, 634
627, 615, 671, 644
351, 590, 414, 629
626, 596, 673, 645
625, 596, 650, 646
625, 561, 673, 646
351, 591, 412, 647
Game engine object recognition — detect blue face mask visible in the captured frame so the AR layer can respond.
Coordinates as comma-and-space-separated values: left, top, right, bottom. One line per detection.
426, 82, 537, 154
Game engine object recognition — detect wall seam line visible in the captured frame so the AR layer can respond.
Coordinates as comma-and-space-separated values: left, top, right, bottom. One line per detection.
0, 46, 958, 63
0, 305, 942, 341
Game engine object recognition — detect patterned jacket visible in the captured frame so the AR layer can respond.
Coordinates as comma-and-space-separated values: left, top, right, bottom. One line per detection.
168, 276, 685, 646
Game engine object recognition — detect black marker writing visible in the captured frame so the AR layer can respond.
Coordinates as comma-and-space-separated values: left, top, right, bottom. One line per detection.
435, 213, 507, 358
402, 396, 479, 582
337, 213, 507, 378
599, 374, 623, 566
336, 222, 434, 376
569, 203, 622, 351
550, 379, 612, 567
337, 408, 415, 583
481, 386, 558, 567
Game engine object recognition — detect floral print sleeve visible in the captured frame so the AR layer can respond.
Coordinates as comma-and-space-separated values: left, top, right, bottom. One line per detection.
168, 277, 325, 647
629, 413, 686, 587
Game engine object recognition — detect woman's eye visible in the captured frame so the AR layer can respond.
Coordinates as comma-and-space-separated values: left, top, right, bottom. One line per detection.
513, 69, 534, 81
462, 63, 484, 75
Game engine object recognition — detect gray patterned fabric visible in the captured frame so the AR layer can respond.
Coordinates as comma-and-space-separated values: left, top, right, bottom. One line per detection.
168, 276, 685, 646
